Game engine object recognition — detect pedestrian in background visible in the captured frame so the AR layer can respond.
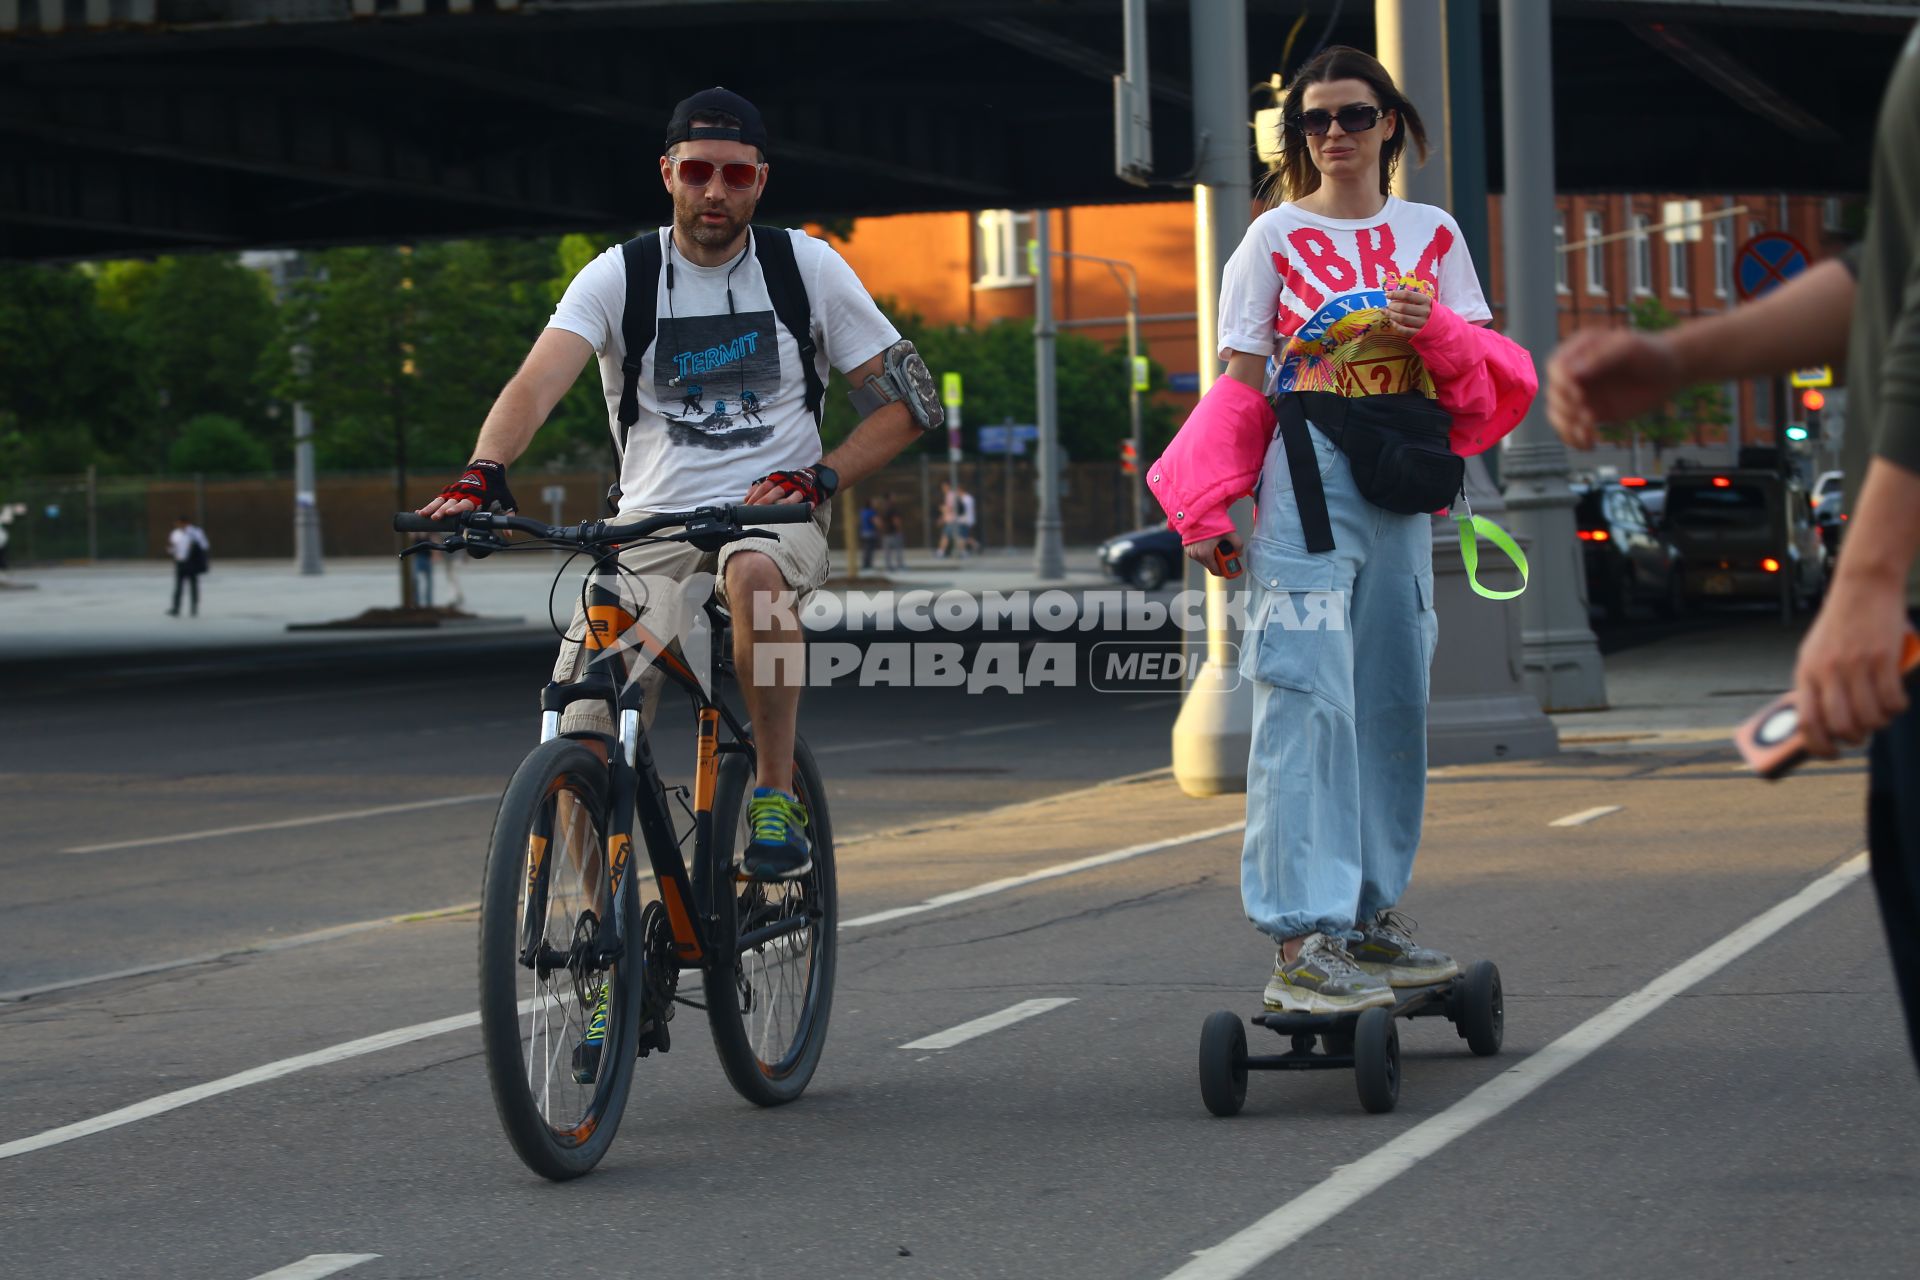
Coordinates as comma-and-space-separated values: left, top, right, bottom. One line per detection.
0, 501, 16, 573
957, 483, 979, 557
165, 515, 209, 617
935, 480, 960, 559
1150, 46, 1535, 1015
1548, 21, 1920, 1074
881, 492, 906, 571
857, 496, 880, 570
411, 532, 435, 608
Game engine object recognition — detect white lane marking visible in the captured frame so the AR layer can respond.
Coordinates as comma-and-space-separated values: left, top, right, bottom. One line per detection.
62, 793, 497, 854
842, 821, 1246, 928
836, 765, 1174, 847
0, 902, 479, 1004
1, 804, 1229, 1159
953, 719, 1049, 738
813, 736, 917, 755
1163, 851, 1870, 1280
248, 1255, 381, 1280
0, 1008, 502, 1161
1549, 804, 1624, 828
813, 719, 1051, 756
900, 998, 1077, 1050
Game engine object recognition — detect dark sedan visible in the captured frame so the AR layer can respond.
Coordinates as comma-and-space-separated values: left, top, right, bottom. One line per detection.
1097, 524, 1183, 591
1574, 484, 1684, 621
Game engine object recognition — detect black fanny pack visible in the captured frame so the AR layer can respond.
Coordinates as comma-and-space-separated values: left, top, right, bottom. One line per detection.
1275, 390, 1462, 553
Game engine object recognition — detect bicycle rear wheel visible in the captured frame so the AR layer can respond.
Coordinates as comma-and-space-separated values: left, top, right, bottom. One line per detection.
703, 736, 837, 1106
478, 738, 642, 1180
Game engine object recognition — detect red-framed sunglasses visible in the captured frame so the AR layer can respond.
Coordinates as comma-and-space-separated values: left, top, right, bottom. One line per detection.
665, 156, 764, 191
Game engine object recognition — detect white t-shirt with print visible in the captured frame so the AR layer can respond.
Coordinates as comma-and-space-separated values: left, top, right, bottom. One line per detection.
1217, 196, 1491, 401
548, 227, 899, 515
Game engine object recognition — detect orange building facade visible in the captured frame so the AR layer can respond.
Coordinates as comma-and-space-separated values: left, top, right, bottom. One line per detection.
822, 191, 1853, 471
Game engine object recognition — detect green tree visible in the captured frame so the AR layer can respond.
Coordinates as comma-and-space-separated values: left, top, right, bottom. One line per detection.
95, 254, 278, 469
1599, 297, 1724, 465
166, 414, 272, 476
0, 262, 146, 473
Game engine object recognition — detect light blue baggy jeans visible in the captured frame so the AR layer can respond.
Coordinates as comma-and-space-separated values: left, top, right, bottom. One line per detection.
1238, 417, 1438, 941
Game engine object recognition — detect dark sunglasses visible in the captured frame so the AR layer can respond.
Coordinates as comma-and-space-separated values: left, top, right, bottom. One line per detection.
665, 156, 763, 191
1290, 104, 1387, 137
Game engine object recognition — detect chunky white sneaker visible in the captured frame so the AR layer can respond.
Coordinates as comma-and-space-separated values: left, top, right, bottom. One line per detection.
1263, 932, 1395, 1014
1351, 910, 1461, 988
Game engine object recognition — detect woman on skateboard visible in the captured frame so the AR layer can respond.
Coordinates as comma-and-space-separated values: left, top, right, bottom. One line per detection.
1148, 46, 1536, 1015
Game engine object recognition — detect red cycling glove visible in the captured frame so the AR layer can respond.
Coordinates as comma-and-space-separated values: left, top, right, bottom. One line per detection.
752, 465, 837, 507
436, 459, 518, 513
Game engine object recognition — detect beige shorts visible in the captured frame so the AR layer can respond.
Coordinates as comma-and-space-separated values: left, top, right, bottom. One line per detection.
551, 505, 832, 736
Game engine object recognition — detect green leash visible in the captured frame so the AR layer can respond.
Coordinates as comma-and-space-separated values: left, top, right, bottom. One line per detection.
1453, 506, 1530, 600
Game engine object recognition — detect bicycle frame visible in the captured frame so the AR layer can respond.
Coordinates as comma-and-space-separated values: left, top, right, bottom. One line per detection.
527, 560, 767, 980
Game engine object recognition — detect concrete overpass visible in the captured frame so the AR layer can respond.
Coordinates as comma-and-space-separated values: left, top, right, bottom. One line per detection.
2, 0, 1914, 259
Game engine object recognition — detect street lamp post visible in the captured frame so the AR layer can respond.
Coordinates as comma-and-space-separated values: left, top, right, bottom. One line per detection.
1033, 207, 1066, 581
1041, 247, 1147, 530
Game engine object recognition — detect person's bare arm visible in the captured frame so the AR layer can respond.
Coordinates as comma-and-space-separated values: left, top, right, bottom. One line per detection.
741, 349, 917, 504
1794, 457, 1920, 755
418, 329, 595, 516
1549, 258, 1855, 450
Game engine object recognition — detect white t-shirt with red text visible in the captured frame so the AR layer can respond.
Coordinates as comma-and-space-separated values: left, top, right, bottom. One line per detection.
1217, 196, 1491, 401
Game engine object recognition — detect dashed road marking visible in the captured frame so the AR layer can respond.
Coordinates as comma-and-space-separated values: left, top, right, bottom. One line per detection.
62, 793, 496, 854
248, 1256, 381, 1280
1549, 804, 1623, 828
900, 998, 1077, 1050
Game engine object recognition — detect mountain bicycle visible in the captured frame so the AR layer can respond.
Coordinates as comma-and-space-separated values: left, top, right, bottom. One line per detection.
395, 504, 837, 1181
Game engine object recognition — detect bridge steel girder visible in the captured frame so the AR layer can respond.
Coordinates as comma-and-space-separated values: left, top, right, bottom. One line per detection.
1, 0, 1914, 261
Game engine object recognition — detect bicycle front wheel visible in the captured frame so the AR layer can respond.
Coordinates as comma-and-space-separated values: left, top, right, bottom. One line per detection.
478, 737, 642, 1180
703, 736, 838, 1106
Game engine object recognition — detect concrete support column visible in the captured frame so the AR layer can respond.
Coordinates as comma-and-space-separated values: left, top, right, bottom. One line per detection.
1171, 0, 1255, 797
1498, 0, 1607, 710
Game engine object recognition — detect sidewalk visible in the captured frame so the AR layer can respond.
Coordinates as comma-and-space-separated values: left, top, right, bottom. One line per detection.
0, 548, 1113, 662
0, 554, 1804, 752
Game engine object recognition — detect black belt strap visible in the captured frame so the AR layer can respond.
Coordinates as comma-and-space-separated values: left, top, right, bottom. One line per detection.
1276, 393, 1337, 554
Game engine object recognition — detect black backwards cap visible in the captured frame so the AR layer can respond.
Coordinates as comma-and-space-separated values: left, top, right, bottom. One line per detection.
665, 87, 770, 154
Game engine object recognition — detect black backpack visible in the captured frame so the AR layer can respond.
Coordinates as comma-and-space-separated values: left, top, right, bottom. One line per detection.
614, 225, 822, 462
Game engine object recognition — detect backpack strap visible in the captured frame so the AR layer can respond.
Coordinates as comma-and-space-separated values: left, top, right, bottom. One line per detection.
752, 225, 824, 427
616, 230, 664, 458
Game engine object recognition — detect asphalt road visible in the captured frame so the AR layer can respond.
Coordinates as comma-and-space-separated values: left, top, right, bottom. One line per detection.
2, 631, 1915, 1279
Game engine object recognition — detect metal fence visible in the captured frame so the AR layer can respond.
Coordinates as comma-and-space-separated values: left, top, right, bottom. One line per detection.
0, 458, 1151, 565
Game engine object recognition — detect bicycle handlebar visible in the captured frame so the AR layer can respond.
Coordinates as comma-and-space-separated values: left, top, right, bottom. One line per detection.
392, 503, 814, 545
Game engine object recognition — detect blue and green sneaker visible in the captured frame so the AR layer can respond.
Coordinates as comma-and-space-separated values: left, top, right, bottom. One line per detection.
743, 787, 812, 880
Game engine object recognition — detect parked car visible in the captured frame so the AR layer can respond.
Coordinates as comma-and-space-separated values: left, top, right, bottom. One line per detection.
1617, 474, 1667, 523
1097, 524, 1182, 590
1573, 483, 1683, 621
1662, 469, 1826, 610
1813, 489, 1847, 578
1812, 468, 1845, 509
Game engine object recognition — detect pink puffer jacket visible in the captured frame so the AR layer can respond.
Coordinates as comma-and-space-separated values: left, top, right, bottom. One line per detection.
1146, 302, 1538, 544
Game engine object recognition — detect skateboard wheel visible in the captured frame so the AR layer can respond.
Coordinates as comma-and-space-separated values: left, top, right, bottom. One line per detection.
1321, 1026, 1354, 1058
1199, 1011, 1248, 1117
1460, 960, 1504, 1057
1353, 1006, 1399, 1114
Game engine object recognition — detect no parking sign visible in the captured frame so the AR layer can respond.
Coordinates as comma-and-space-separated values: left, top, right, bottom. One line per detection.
1734, 233, 1812, 302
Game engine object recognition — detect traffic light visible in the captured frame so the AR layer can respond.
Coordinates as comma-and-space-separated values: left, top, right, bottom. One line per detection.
1119, 440, 1138, 475
1797, 387, 1825, 442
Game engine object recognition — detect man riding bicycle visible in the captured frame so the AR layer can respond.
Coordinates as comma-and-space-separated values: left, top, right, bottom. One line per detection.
419, 86, 942, 880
